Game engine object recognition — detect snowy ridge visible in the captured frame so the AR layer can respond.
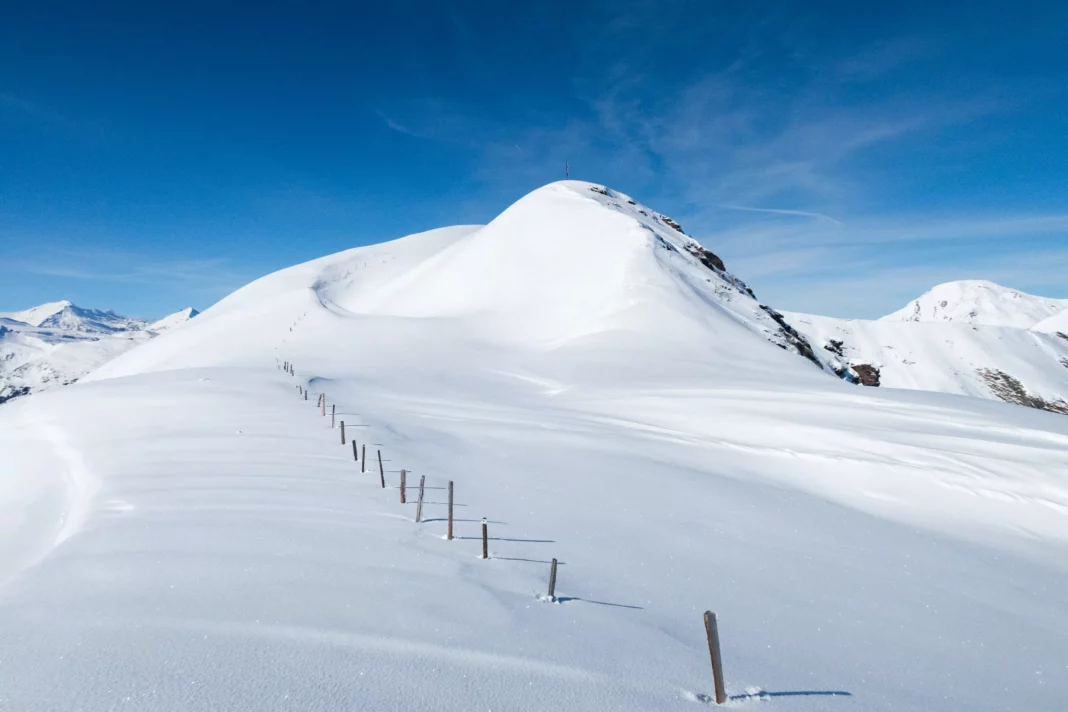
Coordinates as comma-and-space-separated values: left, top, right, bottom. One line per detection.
0, 303, 197, 403
2, 181, 1068, 711
93, 182, 830, 381
881, 279, 1068, 328
784, 310, 1068, 413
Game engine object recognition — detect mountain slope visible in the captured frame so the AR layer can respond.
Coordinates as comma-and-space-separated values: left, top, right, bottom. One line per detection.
92, 182, 830, 383
3, 181, 1068, 711
881, 279, 1068, 328
783, 311, 1068, 413
0, 303, 197, 403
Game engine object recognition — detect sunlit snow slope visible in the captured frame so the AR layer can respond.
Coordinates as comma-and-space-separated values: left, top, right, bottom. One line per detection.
783, 310, 1068, 411
2, 182, 1067, 712
881, 279, 1068, 328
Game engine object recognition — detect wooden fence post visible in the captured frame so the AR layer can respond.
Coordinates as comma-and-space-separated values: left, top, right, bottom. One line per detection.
399, 470, 407, 503
447, 481, 454, 540
415, 476, 425, 522
361, 444, 366, 473
331, 404, 335, 428
304, 389, 308, 401
481, 518, 489, 559
377, 449, 385, 488
547, 558, 558, 601
703, 611, 727, 704
352, 440, 358, 462
340, 421, 345, 445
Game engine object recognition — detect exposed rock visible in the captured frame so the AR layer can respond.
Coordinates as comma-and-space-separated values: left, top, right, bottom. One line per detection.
852, 364, 881, 387
660, 215, 685, 234
978, 368, 1068, 415
589, 186, 609, 196
0, 385, 31, 405
824, 339, 844, 357
684, 243, 726, 272
759, 305, 823, 369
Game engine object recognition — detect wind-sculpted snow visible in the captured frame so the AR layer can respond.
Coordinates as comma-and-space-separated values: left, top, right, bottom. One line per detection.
4, 182, 1068, 710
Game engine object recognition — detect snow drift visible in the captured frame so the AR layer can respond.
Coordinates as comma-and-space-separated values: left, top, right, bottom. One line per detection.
3, 181, 1068, 712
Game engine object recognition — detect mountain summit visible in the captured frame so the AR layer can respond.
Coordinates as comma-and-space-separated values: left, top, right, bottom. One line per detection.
881, 279, 1068, 328
0, 302, 197, 403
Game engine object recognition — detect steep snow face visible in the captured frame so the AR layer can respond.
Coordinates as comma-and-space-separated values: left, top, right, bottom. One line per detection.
881, 280, 1068, 328
94, 182, 829, 383
0, 304, 197, 403
784, 311, 1068, 413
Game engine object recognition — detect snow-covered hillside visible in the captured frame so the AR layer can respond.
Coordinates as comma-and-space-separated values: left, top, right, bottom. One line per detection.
881, 279, 1068, 328
2, 182, 1067, 711
0, 301, 197, 403
783, 311, 1068, 414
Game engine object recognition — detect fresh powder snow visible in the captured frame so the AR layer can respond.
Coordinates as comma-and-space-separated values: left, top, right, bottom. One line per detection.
1, 181, 1066, 711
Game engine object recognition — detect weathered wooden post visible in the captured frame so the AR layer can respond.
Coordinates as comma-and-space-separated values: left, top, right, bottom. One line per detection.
340, 421, 346, 445
415, 476, 425, 522
447, 481, 454, 540
304, 389, 307, 401
377, 449, 385, 488
331, 404, 335, 428
399, 469, 407, 503
703, 611, 727, 704
361, 444, 366, 473
481, 518, 489, 559
352, 440, 358, 462
547, 558, 558, 601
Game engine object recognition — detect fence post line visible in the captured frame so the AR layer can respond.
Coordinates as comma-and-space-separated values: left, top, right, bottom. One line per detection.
481, 518, 489, 559
548, 558, 558, 601
415, 476, 425, 522
377, 450, 385, 488
340, 421, 345, 445
703, 611, 728, 704
399, 469, 407, 503
447, 481, 454, 540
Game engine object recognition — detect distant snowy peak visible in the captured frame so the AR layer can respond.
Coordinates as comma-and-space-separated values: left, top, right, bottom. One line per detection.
149, 307, 199, 333
1, 300, 197, 404
1, 300, 150, 334
881, 280, 1068, 328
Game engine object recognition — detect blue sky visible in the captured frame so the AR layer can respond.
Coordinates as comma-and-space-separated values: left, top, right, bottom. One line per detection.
2, 1, 1066, 319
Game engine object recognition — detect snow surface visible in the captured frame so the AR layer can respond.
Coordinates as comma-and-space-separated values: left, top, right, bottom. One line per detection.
2, 182, 1068, 711
0, 303, 196, 403
783, 310, 1068, 406
1033, 309, 1068, 337
881, 279, 1068, 328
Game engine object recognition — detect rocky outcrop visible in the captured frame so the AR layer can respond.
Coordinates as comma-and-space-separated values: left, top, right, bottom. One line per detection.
978, 368, 1068, 415
852, 364, 881, 387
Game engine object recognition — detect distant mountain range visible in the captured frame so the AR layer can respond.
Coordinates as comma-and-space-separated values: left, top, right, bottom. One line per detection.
784, 280, 1068, 414
0, 301, 197, 403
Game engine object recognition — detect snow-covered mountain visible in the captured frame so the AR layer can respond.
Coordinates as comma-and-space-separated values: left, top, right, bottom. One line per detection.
881, 279, 1068, 328
2, 182, 1067, 711
783, 281, 1068, 414
0, 301, 197, 403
